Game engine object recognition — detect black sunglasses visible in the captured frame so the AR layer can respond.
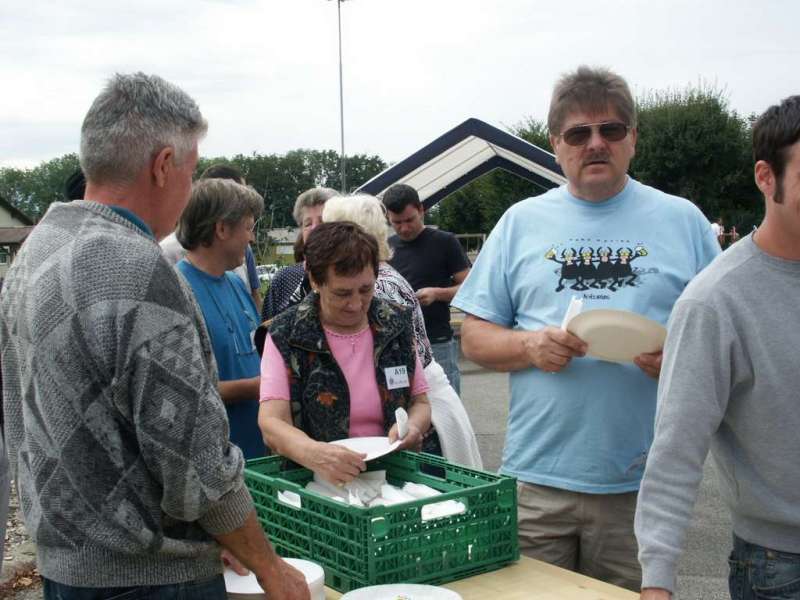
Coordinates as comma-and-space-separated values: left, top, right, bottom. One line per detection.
560, 121, 630, 146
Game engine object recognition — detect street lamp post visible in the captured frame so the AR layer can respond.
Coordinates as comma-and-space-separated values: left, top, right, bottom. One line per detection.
330, 0, 348, 193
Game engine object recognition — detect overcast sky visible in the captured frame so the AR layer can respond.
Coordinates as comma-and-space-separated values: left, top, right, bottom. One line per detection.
2, 0, 798, 171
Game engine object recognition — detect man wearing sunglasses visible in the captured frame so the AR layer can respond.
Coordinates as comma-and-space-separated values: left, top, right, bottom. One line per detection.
453, 65, 719, 591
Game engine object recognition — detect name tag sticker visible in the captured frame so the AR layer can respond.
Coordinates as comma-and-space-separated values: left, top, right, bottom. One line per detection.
385, 366, 410, 390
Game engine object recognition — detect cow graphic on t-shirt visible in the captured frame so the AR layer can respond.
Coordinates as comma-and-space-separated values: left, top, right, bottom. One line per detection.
545, 244, 648, 292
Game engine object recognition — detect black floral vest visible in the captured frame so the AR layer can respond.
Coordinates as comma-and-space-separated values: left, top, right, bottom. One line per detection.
268, 292, 418, 442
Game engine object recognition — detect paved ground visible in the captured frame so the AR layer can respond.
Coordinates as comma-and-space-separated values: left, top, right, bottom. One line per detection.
458, 357, 732, 600
2, 483, 41, 598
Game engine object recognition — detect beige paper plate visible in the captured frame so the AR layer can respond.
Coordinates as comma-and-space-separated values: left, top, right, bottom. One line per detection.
340, 583, 463, 599
567, 309, 666, 364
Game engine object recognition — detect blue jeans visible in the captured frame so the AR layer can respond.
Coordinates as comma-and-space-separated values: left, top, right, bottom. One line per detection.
728, 534, 800, 599
43, 574, 227, 600
431, 338, 461, 396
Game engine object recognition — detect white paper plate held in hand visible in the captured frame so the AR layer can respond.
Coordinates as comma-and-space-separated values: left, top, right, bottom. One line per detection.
340, 583, 463, 600
224, 558, 325, 600
566, 309, 666, 364
331, 436, 401, 461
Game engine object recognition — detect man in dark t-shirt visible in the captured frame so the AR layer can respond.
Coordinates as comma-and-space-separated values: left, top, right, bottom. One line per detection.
384, 184, 471, 394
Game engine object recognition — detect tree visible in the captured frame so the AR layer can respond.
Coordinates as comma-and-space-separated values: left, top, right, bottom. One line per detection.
0, 153, 81, 220
0, 148, 385, 238
512, 117, 552, 152
194, 150, 386, 261
630, 86, 760, 230
434, 87, 762, 235
1, 87, 761, 235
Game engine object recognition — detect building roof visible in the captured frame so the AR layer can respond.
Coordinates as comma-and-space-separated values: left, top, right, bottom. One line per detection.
0, 195, 34, 226
0, 226, 34, 244
356, 117, 566, 208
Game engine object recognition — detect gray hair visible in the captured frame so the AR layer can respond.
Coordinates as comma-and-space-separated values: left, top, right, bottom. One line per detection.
80, 72, 208, 185
292, 187, 339, 225
322, 194, 393, 261
548, 65, 637, 135
176, 178, 264, 250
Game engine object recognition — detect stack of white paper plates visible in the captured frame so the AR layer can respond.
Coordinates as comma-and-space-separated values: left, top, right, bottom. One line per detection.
340, 583, 463, 599
224, 558, 325, 600
567, 309, 666, 364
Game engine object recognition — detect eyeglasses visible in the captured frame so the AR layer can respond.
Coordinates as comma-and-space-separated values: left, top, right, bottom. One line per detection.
559, 121, 630, 146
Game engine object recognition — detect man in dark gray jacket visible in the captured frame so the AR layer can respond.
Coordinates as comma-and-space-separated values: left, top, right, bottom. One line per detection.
0, 73, 308, 599
635, 96, 800, 599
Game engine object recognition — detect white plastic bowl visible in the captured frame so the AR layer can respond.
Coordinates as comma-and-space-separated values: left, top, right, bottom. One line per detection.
225, 558, 325, 600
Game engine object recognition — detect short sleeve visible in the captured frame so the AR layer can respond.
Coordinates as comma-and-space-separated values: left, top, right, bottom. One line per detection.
410, 349, 430, 396
445, 232, 471, 276
259, 334, 291, 402
451, 213, 515, 327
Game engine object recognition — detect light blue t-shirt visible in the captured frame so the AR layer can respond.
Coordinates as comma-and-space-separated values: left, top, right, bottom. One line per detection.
453, 178, 720, 493
176, 260, 265, 459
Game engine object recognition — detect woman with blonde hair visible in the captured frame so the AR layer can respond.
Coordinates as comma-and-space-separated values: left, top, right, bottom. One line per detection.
323, 194, 483, 468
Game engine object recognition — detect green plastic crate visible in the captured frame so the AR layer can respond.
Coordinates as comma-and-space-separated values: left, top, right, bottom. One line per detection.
244, 451, 519, 593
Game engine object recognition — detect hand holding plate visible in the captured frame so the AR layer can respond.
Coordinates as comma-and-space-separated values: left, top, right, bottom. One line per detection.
221, 549, 249, 575
305, 441, 367, 486
634, 349, 663, 379
389, 422, 423, 451
258, 558, 311, 600
522, 326, 587, 373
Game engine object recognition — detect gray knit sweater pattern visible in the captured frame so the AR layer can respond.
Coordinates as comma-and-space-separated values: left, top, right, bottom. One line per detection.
0, 201, 254, 587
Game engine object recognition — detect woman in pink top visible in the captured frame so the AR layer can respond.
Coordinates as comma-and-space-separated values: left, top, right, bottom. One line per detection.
259, 222, 431, 486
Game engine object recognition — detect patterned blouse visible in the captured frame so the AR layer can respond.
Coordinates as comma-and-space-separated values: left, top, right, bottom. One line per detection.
376, 263, 433, 367
261, 263, 307, 322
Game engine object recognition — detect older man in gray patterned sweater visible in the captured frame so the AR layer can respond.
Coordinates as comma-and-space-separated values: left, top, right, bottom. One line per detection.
0, 367, 7, 574
0, 73, 308, 599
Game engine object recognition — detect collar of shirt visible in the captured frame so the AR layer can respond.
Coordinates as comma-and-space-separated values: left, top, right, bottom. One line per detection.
108, 205, 154, 239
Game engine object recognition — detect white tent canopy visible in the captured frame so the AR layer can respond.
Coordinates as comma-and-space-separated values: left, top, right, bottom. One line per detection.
357, 118, 565, 208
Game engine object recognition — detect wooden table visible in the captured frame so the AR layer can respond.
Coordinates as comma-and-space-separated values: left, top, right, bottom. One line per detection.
325, 556, 638, 599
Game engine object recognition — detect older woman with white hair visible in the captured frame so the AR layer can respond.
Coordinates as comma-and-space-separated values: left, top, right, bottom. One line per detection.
322, 194, 483, 469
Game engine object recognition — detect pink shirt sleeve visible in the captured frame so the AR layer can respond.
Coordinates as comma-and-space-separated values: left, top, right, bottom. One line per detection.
411, 349, 430, 396
259, 333, 291, 402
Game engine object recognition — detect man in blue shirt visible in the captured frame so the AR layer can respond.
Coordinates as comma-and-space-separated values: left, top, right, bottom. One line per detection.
161, 164, 263, 313
176, 178, 266, 459
453, 65, 720, 591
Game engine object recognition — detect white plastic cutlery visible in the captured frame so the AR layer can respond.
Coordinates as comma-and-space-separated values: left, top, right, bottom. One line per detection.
395, 407, 409, 440
560, 295, 584, 330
